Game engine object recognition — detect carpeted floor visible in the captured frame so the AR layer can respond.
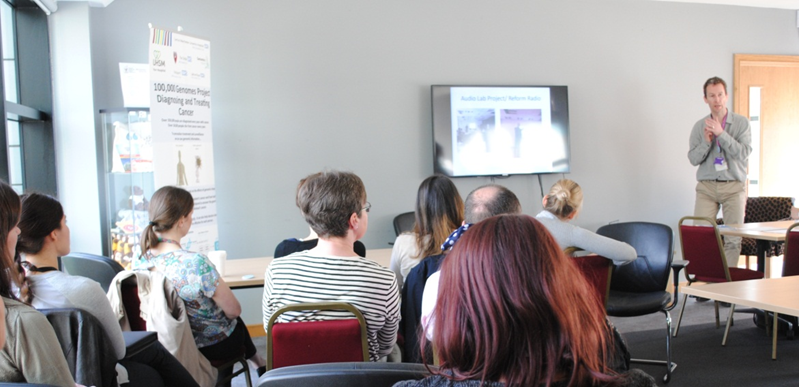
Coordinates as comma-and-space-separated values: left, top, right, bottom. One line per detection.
232, 297, 799, 386
610, 297, 799, 386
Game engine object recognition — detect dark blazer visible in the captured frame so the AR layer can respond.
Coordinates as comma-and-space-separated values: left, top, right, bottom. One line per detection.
400, 253, 445, 363
41, 308, 118, 387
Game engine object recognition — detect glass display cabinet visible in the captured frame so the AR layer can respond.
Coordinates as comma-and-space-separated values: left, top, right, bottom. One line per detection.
100, 108, 154, 269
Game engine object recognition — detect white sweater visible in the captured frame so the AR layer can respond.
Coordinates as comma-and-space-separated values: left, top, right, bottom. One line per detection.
535, 210, 638, 265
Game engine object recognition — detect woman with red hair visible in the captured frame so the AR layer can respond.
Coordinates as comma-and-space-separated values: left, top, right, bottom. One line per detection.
396, 214, 654, 387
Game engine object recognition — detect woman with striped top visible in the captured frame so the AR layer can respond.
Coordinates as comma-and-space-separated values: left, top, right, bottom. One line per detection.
262, 170, 400, 361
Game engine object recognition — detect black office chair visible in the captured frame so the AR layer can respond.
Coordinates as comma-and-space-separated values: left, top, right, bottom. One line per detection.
60, 253, 124, 293
393, 212, 416, 236
596, 222, 688, 384
258, 362, 434, 387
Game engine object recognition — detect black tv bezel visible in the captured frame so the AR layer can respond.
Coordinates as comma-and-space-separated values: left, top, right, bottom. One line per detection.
431, 84, 571, 178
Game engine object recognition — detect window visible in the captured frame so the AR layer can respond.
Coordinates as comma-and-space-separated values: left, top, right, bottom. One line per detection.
0, 0, 55, 194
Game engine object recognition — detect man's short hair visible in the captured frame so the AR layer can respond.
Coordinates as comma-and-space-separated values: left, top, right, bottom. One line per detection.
463, 184, 522, 224
703, 77, 727, 97
296, 170, 366, 238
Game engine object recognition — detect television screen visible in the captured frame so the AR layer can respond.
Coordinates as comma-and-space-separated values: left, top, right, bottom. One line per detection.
432, 85, 571, 177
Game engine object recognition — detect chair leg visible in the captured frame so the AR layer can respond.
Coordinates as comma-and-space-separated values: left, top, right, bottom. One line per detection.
630, 310, 677, 384
714, 301, 720, 328
664, 310, 675, 383
674, 294, 688, 337
722, 304, 736, 346
215, 357, 252, 387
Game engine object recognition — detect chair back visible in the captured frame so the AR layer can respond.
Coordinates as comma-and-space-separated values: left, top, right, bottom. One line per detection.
40, 308, 118, 387
121, 281, 147, 331
597, 222, 674, 293
61, 253, 124, 293
678, 217, 730, 283
570, 254, 612, 308
258, 362, 434, 387
744, 196, 794, 223
782, 222, 799, 277
393, 212, 416, 236
266, 302, 370, 371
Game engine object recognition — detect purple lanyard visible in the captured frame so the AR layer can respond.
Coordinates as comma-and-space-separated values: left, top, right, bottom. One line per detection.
715, 113, 728, 153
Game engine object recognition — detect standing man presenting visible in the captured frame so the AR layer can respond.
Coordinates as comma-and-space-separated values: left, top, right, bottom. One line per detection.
688, 76, 752, 268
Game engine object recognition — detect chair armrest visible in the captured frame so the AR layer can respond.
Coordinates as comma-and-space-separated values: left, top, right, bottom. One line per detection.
123, 331, 158, 359
665, 260, 689, 311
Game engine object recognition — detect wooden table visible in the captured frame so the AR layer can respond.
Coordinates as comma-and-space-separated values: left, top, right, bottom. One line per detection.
717, 220, 795, 273
681, 276, 799, 359
222, 248, 393, 289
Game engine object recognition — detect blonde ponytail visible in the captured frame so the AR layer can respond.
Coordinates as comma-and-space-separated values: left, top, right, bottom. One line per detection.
544, 179, 583, 219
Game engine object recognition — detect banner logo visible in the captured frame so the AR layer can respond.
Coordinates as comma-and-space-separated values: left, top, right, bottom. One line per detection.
152, 50, 165, 67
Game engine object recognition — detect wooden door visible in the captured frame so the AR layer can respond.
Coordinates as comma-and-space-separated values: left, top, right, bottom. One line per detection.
734, 54, 799, 198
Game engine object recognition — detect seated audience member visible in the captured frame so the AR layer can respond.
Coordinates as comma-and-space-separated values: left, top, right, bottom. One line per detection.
390, 175, 463, 291
135, 186, 267, 378
536, 179, 636, 265
419, 184, 522, 338
274, 226, 366, 258
405, 184, 518, 362
16, 192, 197, 387
263, 171, 400, 361
0, 181, 76, 387
395, 215, 655, 387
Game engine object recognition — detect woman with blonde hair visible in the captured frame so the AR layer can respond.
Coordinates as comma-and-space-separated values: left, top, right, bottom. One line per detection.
389, 174, 463, 289
395, 215, 654, 386
536, 179, 636, 265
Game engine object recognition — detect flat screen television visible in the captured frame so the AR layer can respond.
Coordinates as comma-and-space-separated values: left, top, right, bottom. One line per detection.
432, 85, 571, 177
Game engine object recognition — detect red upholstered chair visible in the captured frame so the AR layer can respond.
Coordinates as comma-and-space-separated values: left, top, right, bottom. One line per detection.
121, 283, 147, 331
266, 302, 370, 371
569, 253, 613, 308
781, 222, 799, 277
674, 216, 764, 338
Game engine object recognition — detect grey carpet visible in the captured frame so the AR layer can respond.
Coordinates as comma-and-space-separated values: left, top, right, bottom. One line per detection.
611, 298, 799, 386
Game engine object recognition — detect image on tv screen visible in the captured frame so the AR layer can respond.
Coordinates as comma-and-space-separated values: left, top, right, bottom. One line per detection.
432, 86, 570, 177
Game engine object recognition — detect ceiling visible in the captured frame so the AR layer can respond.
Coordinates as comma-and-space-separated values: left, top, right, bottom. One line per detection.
651, 0, 799, 10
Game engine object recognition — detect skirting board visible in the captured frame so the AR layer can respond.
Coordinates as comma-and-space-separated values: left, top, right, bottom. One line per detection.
248, 324, 266, 338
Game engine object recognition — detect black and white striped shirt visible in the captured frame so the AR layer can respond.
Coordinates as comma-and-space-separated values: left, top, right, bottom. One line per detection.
262, 252, 400, 361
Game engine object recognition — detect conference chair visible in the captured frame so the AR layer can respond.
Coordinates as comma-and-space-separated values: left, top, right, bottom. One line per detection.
596, 222, 687, 384
753, 222, 799, 338
266, 302, 369, 371
60, 252, 124, 293
674, 217, 763, 344
109, 271, 230, 387
258, 362, 434, 387
781, 222, 799, 277
716, 196, 794, 269
393, 212, 415, 236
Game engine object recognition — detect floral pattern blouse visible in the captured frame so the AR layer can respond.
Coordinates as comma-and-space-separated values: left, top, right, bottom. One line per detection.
135, 249, 236, 348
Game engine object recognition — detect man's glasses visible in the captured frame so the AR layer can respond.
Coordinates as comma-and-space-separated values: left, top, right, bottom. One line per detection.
361, 202, 371, 213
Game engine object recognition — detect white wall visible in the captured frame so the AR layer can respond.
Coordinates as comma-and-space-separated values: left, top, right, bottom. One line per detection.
47, 0, 799, 326
77, 0, 799, 261
49, 2, 103, 254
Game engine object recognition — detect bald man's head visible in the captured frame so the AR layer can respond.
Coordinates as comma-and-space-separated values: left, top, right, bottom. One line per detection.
463, 184, 522, 223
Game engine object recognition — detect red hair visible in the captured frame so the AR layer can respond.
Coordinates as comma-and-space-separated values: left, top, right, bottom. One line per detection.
430, 214, 619, 386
